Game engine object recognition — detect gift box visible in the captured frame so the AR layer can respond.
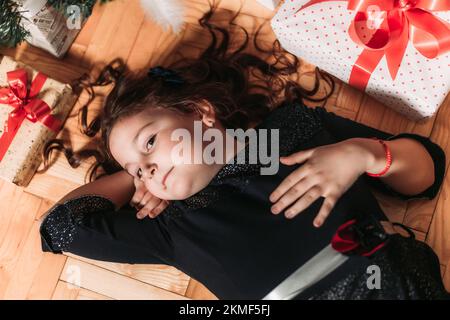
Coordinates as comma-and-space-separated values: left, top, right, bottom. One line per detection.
271, 0, 450, 121
0, 55, 77, 186
15, 0, 90, 58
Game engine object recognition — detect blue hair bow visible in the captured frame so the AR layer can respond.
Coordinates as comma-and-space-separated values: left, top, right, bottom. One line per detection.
147, 66, 185, 86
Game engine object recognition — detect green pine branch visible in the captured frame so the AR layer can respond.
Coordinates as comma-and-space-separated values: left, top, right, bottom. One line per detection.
0, 0, 30, 47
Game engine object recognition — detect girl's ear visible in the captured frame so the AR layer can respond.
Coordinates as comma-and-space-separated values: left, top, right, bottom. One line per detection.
197, 99, 216, 127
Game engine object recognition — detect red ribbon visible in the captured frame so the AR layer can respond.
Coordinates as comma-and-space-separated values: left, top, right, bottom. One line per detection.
331, 219, 387, 257
0, 68, 62, 162
295, 0, 450, 90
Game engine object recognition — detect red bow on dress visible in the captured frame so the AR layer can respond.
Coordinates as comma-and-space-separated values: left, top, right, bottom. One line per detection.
331, 219, 387, 257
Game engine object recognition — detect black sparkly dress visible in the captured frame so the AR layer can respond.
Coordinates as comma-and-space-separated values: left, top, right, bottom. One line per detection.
39, 102, 449, 300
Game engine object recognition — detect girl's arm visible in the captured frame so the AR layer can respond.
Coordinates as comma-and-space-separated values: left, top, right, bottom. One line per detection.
39, 174, 171, 262
350, 137, 435, 196
270, 104, 446, 225
313, 106, 446, 200
56, 170, 135, 211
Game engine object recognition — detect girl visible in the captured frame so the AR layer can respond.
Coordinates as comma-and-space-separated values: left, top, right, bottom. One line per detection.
39, 7, 448, 299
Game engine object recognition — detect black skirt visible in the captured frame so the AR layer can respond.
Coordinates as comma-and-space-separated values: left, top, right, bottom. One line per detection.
304, 234, 449, 300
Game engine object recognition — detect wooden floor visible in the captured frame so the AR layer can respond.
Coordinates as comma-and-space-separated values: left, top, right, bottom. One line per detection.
0, 0, 449, 299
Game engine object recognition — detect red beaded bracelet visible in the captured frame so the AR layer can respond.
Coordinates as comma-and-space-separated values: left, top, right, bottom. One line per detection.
365, 138, 392, 177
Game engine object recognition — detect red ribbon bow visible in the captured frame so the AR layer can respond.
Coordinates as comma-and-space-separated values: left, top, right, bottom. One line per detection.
331, 219, 387, 257
0, 68, 62, 162
296, 0, 450, 90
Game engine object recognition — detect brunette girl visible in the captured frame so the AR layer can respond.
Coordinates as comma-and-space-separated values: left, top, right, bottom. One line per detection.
39, 7, 448, 299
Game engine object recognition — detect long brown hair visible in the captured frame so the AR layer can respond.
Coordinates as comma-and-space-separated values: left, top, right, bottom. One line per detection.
40, 3, 335, 183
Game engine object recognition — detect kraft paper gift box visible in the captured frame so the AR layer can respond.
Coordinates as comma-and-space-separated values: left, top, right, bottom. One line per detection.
271, 0, 450, 121
15, 0, 90, 58
0, 55, 77, 186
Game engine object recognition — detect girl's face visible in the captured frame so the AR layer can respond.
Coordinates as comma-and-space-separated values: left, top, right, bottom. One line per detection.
108, 105, 228, 200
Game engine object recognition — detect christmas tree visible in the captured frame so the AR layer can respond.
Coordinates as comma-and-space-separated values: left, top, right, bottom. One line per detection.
0, 0, 111, 48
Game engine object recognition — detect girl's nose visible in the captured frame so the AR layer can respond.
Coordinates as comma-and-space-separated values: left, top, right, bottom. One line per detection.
142, 163, 157, 179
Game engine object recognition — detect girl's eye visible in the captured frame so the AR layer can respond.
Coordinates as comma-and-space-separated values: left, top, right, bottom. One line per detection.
146, 135, 156, 151
136, 168, 142, 178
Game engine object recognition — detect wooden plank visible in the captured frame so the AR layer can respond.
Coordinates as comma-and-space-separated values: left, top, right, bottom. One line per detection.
26, 252, 67, 300
356, 95, 387, 128
52, 280, 113, 300
83, 0, 144, 75
404, 197, 440, 234
0, 199, 67, 299
81, 0, 130, 70
24, 173, 83, 204
0, 190, 43, 298
185, 278, 218, 300
2, 219, 46, 299
336, 83, 364, 113
65, 0, 109, 63
0, 182, 24, 246
0, 44, 89, 84
60, 257, 189, 300
64, 252, 190, 296
126, 14, 182, 72
371, 190, 407, 224
323, 106, 357, 120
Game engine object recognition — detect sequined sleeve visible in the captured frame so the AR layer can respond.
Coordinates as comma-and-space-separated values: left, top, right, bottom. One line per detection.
39, 194, 172, 264
256, 101, 324, 156
312, 105, 446, 200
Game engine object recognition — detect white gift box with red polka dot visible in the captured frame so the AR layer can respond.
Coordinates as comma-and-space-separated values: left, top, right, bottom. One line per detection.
271, 1, 450, 121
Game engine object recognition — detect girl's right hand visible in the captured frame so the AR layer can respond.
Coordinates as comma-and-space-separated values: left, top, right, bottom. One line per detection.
269, 138, 372, 227
130, 177, 169, 219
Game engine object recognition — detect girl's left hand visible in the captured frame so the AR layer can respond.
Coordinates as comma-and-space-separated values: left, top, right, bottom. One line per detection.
131, 176, 169, 219
269, 138, 375, 227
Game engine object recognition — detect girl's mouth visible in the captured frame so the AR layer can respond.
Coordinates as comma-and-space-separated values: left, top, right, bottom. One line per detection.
161, 167, 174, 188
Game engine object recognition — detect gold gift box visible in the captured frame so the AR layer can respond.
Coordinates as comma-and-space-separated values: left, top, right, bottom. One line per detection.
0, 55, 77, 186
